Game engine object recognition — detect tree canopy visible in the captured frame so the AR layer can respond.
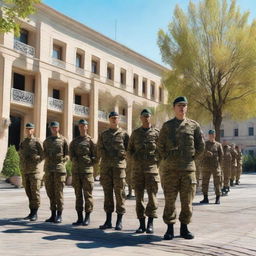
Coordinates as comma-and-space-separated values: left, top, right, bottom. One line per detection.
158, 0, 256, 140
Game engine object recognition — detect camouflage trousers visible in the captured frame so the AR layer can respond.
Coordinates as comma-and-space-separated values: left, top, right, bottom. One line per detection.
201, 167, 221, 196
22, 173, 41, 209
132, 171, 159, 219
222, 165, 231, 187
72, 173, 94, 212
100, 166, 126, 214
161, 169, 196, 225
44, 172, 66, 211
231, 165, 237, 181
236, 164, 242, 181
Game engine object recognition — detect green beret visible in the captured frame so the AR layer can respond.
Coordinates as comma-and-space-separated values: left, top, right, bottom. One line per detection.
78, 119, 88, 125
173, 96, 188, 106
25, 122, 35, 129
50, 121, 59, 128
109, 111, 119, 118
208, 129, 215, 135
140, 108, 152, 116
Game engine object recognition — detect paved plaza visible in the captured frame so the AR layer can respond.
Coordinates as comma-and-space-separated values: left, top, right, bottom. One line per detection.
0, 173, 256, 256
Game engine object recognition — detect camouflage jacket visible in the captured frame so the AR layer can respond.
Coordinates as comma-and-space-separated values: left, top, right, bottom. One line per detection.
222, 145, 232, 167
231, 148, 238, 166
19, 136, 44, 174
128, 126, 159, 173
202, 140, 223, 169
69, 135, 97, 174
43, 134, 69, 173
236, 150, 243, 166
157, 117, 205, 171
97, 127, 129, 168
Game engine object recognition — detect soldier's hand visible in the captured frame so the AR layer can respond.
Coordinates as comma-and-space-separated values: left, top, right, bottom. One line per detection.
206, 151, 213, 156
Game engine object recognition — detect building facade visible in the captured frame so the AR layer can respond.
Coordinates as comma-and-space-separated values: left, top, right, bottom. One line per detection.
0, 3, 168, 169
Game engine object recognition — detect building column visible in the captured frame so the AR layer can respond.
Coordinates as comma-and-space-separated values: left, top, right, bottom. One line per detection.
89, 80, 99, 140
34, 70, 50, 141
146, 79, 151, 99
126, 100, 133, 135
0, 54, 15, 170
63, 80, 74, 142
137, 75, 142, 97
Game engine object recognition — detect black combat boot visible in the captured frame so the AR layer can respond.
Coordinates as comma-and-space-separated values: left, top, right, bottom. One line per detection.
115, 214, 123, 230
55, 210, 62, 223
72, 211, 83, 226
45, 210, 56, 222
163, 224, 174, 240
146, 217, 154, 234
24, 209, 32, 220
83, 212, 91, 226
136, 218, 146, 233
180, 223, 194, 239
99, 213, 112, 229
230, 179, 234, 186
235, 180, 240, 185
215, 195, 220, 204
30, 209, 38, 221
200, 195, 209, 204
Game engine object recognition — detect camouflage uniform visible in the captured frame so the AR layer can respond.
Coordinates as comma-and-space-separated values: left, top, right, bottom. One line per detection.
230, 147, 238, 185
158, 118, 204, 225
201, 141, 223, 197
43, 134, 69, 212
69, 135, 97, 213
19, 136, 44, 210
235, 149, 243, 184
97, 127, 129, 215
128, 127, 160, 219
125, 154, 133, 196
222, 145, 232, 189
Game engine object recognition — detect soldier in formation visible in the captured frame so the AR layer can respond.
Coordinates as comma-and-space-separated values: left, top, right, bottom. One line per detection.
128, 109, 160, 234
157, 96, 205, 240
230, 144, 238, 187
43, 121, 69, 223
200, 130, 223, 204
235, 145, 243, 185
69, 119, 97, 226
97, 111, 129, 230
19, 123, 44, 221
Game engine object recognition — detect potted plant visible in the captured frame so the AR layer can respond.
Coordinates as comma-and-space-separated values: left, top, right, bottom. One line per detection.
65, 160, 72, 186
2, 145, 22, 188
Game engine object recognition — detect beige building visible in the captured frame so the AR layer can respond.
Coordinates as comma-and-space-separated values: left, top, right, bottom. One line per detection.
0, 3, 168, 169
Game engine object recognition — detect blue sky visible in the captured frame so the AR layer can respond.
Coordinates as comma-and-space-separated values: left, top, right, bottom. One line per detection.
43, 0, 256, 66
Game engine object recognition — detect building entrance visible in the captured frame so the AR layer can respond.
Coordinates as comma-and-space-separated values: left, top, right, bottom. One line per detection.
8, 115, 21, 150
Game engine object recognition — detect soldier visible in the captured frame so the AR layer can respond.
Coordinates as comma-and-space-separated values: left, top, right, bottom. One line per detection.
230, 144, 238, 186
43, 121, 69, 223
221, 140, 232, 194
97, 111, 129, 230
235, 145, 243, 185
19, 123, 44, 221
200, 130, 223, 204
128, 109, 160, 234
157, 96, 205, 240
69, 119, 97, 226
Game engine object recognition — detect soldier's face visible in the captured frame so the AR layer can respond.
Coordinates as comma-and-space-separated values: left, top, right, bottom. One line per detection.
208, 134, 215, 141
140, 115, 151, 125
174, 103, 187, 116
50, 127, 59, 135
109, 116, 119, 126
25, 128, 34, 136
78, 124, 88, 134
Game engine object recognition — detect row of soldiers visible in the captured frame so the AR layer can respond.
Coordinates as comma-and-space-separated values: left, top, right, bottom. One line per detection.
195, 130, 243, 205
19, 96, 207, 240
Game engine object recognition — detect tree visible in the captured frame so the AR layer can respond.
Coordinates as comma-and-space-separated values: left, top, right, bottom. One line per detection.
2, 145, 20, 177
0, 0, 41, 35
158, 0, 256, 140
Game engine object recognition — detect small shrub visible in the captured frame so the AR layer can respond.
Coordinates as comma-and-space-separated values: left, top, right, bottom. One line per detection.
242, 154, 256, 172
65, 160, 72, 176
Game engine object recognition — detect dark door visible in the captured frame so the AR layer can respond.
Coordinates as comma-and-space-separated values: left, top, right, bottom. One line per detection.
8, 116, 21, 150
73, 124, 79, 139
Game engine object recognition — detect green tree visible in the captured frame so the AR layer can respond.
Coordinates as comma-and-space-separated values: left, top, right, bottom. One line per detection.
0, 0, 41, 35
2, 145, 21, 177
158, 0, 256, 140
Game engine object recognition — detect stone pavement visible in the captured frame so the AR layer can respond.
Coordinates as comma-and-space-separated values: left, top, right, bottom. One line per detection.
0, 173, 256, 256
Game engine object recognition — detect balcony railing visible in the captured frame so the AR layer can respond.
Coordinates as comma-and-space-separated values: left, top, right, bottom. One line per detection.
98, 110, 108, 121
13, 40, 35, 57
52, 58, 66, 69
73, 104, 89, 116
48, 97, 63, 112
11, 88, 34, 107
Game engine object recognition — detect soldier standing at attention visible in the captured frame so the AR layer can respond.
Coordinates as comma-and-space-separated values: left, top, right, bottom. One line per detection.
230, 144, 238, 187
69, 119, 97, 226
19, 123, 44, 221
221, 140, 232, 195
128, 109, 160, 234
157, 96, 205, 240
43, 121, 69, 223
235, 145, 243, 185
97, 112, 129, 231
200, 130, 223, 204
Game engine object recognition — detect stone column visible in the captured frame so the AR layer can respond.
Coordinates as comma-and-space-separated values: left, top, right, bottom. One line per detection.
126, 99, 133, 135
137, 75, 142, 97
89, 80, 99, 140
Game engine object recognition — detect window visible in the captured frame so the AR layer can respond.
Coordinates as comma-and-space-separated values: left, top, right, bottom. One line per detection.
91, 60, 99, 74
107, 64, 114, 80
13, 73, 25, 90
15, 29, 28, 44
120, 69, 126, 85
52, 44, 62, 60
122, 108, 126, 116
76, 53, 82, 68
234, 128, 239, 137
159, 87, 163, 102
53, 89, 60, 99
75, 95, 81, 105
220, 129, 224, 138
142, 79, 147, 95
249, 127, 254, 136
133, 74, 138, 93
150, 82, 155, 99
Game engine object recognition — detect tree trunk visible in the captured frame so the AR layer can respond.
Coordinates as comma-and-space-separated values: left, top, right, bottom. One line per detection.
213, 111, 222, 142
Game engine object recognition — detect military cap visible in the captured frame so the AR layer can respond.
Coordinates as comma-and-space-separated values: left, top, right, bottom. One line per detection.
25, 122, 35, 129
173, 96, 188, 106
208, 129, 216, 135
78, 119, 88, 125
140, 108, 152, 116
109, 111, 119, 118
49, 121, 59, 127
